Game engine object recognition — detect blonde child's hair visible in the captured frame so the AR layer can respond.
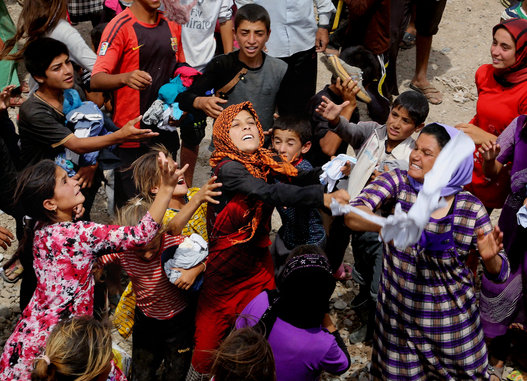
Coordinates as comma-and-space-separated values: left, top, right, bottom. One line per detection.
115, 197, 166, 237
31, 316, 113, 381
131, 144, 172, 203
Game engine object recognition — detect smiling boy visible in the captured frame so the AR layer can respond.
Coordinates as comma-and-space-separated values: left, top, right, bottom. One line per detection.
317, 88, 429, 343
177, 4, 287, 132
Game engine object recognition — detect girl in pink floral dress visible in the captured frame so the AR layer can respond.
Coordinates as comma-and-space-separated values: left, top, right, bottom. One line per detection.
0, 154, 184, 380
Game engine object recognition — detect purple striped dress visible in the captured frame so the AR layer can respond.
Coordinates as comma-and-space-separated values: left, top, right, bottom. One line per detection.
351, 169, 509, 381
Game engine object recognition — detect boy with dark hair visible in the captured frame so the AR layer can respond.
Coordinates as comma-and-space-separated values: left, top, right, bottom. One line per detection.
270, 116, 326, 276
176, 3, 287, 133
317, 89, 429, 343
19, 38, 156, 168
90, 0, 186, 207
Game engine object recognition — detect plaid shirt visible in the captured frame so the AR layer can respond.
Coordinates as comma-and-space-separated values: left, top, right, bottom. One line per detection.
351, 169, 509, 380
67, 0, 103, 18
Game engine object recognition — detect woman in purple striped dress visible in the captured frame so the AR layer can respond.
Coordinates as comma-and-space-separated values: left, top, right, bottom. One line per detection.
344, 123, 510, 380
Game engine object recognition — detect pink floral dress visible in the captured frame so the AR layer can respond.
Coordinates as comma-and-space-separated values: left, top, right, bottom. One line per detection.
0, 213, 159, 380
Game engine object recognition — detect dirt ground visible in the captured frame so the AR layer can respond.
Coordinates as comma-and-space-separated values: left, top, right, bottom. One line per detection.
1, 0, 524, 379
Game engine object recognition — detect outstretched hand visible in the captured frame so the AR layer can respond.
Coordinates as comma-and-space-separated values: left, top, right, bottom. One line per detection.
158, 152, 189, 189
195, 176, 222, 205
477, 226, 504, 275
316, 96, 350, 125
455, 123, 497, 145
478, 141, 501, 162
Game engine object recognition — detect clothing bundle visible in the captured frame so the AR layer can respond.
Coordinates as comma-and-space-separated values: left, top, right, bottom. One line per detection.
319, 154, 356, 192
143, 66, 201, 132
162, 234, 208, 290
55, 89, 117, 175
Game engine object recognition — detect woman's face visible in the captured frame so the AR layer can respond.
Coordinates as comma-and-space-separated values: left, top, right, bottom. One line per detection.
228, 109, 260, 154
408, 133, 443, 183
491, 28, 516, 69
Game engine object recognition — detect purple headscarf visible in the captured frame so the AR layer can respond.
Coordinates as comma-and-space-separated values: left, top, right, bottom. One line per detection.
409, 123, 474, 196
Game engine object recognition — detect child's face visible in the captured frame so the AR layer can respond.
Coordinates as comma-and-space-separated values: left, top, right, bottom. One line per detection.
47, 166, 85, 215
36, 54, 74, 90
235, 20, 269, 62
491, 28, 516, 70
229, 110, 260, 154
272, 129, 311, 163
134, 0, 161, 11
386, 106, 417, 142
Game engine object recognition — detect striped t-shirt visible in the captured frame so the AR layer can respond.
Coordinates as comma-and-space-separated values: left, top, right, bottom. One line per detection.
99, 234, 187, 319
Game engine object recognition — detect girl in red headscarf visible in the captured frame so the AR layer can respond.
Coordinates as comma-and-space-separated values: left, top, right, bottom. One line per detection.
457, 18, 527, 210
187, 102, 349, 379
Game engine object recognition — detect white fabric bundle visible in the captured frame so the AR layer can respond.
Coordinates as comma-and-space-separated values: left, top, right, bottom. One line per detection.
319, 154, 357, 192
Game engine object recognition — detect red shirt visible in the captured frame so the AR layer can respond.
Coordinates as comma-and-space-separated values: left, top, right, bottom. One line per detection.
465, 64, 527, 208
93, 8, 185, 148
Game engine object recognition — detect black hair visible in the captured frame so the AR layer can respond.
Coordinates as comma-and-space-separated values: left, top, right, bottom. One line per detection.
23, 37, 69, 78
234, 4, 271, 32
272, 115, 312, 145
90, 22, 108, 51
392, 90, 430, 127
276, 245, 336, 328
419, 123, 451, 149
13, 160, 59, 310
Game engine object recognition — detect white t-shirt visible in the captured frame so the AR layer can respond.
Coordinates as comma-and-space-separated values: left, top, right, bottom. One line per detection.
181, 0, 233, 71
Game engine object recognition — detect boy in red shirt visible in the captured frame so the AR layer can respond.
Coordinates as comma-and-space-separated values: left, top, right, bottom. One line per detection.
91, 0, 186, 207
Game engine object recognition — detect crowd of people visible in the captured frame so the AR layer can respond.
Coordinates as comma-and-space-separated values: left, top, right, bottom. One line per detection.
0, 0, 526, 380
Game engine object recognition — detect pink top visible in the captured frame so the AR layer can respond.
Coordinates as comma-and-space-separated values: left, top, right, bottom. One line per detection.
0, 213, 159, 380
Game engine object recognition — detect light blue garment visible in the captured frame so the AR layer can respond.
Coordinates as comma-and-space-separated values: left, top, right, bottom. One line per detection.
64, 101, 112, 166
163, 234, 208, 283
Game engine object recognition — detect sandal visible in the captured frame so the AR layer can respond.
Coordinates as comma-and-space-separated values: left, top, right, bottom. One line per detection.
489, 365, 504, 381
334, 263, 353, 281
400, 31, 416, 49
409, 82, 443, 105
1, 258, 24, 283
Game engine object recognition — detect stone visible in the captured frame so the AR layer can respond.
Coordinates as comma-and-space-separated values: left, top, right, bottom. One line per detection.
333, 300, 347, 310
343, 318, 354, 328
0, 306, 10, 319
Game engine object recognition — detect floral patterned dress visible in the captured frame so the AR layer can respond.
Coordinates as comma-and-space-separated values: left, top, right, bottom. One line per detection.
0, 213, 159, 380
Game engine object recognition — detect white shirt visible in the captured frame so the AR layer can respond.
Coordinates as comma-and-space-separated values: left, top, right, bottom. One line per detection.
235, 0, 335, 57
181, 0, 234, 72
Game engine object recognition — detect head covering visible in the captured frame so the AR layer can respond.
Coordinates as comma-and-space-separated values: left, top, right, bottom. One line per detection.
210, 102, 297, 179
493, 18, 527, 86
409, 123, 474, 197
276, 253, 336, 329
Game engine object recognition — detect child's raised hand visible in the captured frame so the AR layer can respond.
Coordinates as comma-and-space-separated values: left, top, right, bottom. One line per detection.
476, 226, 504, 274
478, 141, 501, 162
316, 96, 350, 126
157, 152, 189, 189
336, 78, 360, 107
195, 176, 222, 205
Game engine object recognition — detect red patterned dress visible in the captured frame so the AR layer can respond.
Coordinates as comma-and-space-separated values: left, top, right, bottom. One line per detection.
0, 213, 159, 380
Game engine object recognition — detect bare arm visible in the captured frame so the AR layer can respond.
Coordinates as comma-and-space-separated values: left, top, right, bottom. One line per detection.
91, 70, 152, 91
219, 19, 234, 54
344, 205, 383, 232
63, 116, 158, 154
479, 141, 504, 178
166, 176, 222, 235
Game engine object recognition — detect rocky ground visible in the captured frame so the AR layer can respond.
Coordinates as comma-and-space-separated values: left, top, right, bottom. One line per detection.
1, 0, 525, 379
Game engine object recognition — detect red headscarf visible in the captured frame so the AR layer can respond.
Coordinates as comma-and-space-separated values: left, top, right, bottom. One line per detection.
493, 18, 527, 86
210, 102, 297, 179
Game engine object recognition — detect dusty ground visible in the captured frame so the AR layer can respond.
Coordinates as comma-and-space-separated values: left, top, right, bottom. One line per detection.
1, 0, 523, 379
